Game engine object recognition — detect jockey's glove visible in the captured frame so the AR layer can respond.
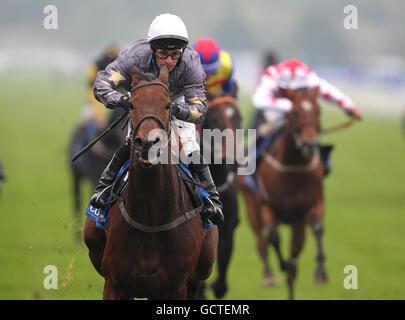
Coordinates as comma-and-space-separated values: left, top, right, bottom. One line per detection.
346, 107, 361, 120
118, 95, 133, 111
166, 102, 181, 116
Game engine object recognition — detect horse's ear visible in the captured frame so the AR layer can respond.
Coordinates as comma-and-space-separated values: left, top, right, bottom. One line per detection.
159, 64, 169, 85
130, 66, 141, 88
285, 88, 294, 99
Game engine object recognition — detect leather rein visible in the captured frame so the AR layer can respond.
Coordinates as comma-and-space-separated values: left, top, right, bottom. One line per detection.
118, 80, 203, 232
128, 81, 172, 140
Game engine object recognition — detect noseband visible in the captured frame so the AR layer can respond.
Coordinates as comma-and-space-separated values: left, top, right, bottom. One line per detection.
287, 105, 320, 135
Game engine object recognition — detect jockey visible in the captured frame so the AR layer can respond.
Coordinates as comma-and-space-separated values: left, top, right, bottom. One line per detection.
252, 58, 361, 174
193, 38, 237, 100
90, 13, 224, 225
82, 44, 120, 130
249, 51, 279, 131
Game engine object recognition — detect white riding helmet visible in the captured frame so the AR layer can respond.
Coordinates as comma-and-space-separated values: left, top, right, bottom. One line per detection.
147, 13, 189, 50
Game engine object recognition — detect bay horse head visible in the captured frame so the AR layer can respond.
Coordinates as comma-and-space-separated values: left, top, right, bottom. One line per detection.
285, 87, 321, 160
128, 64, 171, 168
201, 96, 242, 164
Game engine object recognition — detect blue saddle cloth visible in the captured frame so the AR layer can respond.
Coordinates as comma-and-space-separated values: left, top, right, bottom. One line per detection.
85, 160, 129, 230
85, 159, 215, 230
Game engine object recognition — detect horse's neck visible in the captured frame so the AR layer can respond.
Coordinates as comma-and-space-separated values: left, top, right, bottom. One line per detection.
274, 129, 310, 166
125, 158, 181, 225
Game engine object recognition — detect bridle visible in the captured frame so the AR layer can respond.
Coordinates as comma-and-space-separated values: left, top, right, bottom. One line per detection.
128, 81, 172, 142
118, 80, 205, 232
208, 96, 240, 132
205, 96, 241, 192
263, 102, 322, 173
285, 103, 321, 149
286, 110, 321, 136
130, 81, 170, 94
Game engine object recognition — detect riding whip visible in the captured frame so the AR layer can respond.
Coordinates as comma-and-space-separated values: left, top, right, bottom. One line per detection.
321, 116, 358, 135
71, 110, 129, 162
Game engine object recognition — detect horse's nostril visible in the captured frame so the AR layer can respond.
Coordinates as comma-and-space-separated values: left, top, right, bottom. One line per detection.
134, 137, 145, 150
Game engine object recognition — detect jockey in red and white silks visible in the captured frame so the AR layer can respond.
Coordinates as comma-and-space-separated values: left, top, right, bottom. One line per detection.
252, 59, 361, 127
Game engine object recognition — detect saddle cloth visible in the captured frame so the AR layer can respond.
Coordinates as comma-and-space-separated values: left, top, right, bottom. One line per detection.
85, 159, 214, 230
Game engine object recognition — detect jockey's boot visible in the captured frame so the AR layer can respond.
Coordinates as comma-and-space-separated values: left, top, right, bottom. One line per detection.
90, 141, 130, 208
189, 153, 224, 225
320, 144, 334, 177
249, 135, 265, 187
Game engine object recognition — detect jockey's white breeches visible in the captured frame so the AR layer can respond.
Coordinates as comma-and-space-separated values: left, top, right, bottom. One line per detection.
170, 119, 200, 156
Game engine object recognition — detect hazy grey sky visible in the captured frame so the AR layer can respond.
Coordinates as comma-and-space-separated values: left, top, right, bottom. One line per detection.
1, 0, 404, 64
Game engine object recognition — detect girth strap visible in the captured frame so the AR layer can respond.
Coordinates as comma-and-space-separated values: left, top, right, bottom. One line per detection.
118, 198, 202, 233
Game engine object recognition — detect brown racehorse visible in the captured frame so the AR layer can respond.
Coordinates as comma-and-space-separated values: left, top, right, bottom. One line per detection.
240, 87, 327, 300
84, 64, 218, 299
199, 96, 242, 299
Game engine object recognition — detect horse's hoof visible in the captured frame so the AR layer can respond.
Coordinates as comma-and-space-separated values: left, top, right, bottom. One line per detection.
262, 276, 278, 287
211, 280, 227, 299
313, 270, 328, 284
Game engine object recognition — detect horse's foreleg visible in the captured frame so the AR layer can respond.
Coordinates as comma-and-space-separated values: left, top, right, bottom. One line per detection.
83, 217, 106, 276
311, 200, 328, 284
260, 205, 279, 286
211, 224, 232, 298
243, 189, 272, 287
103, 280, 129, 300
287, 220, 306, 300
268, 223, 286, 272
187, 280, 205, 300
196, 281, 207, 300
212, 197, 238, 298
192, 226, 218, 300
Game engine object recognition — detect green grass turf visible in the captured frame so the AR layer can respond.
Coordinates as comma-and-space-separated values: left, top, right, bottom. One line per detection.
0, 74, 404, 299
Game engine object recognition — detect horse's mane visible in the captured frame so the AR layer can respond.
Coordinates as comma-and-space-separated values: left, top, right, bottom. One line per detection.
131, 66, 156, 81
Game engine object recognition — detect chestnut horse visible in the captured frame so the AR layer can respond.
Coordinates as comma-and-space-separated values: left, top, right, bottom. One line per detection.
199, 96, 242, 298
240, 87, 327, 300
84, 64, 218, 299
